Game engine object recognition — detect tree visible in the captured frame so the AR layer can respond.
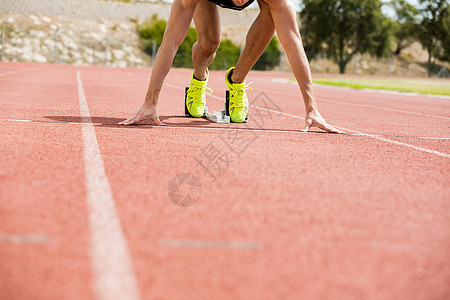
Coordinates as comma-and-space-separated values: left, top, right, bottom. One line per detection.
300, 0, 393, 74
211, 37, 280, 71
253, 37, 280, 70
416, 0, 449, 76
389, 0, 419, 56
137, 16, 197, 68
136, 15, 281, 71
209, 39, 241, 70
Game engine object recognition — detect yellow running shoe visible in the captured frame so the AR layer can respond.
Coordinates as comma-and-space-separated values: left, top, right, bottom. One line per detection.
225, 67, 252, 123
185, 69, 213, 118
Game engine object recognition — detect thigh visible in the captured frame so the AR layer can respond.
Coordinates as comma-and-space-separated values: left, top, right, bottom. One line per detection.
193, 0, 221, 45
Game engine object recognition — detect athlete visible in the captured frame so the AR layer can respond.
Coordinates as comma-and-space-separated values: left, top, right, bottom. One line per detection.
119, 0, 343, 134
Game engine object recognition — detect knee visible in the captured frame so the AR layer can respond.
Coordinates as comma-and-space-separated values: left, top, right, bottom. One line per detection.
197, 37, 221, 56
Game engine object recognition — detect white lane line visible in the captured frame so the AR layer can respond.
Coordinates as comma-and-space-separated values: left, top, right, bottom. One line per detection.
126, 73, 185, 91
121, 123, 350, 136
339, 128, 450, 158
3, 118, 449, 141
417, 137, 450, 140
125, 72, 450, 158
0, 71, 20, 77
0, 117, 361, 136
236, 89, 450, 121
316, 97, 450, 120
129, 73, 450, 121
0, 67, 42, 77
0, 234, 54, 244
316, 82, 450, 100
0, 119, 103, 125
77, 71, 141, 300
272, 78, 450, 100
1, 119, 34, 123
252, 106, 450, 158
260, 88, 450, 120
159, 238, 262, 250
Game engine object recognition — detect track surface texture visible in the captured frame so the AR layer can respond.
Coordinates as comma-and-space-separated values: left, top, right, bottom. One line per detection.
1, 62, 449, 300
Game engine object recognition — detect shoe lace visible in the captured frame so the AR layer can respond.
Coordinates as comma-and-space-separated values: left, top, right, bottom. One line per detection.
230, 82, 252, 107
190, 86, 213, 103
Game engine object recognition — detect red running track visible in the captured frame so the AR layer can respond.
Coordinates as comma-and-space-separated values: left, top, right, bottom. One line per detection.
1, 62, 449, 300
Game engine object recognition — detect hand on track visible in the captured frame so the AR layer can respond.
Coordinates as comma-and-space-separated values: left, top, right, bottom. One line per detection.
119, 103, 165, 126
301, 110, 345, 134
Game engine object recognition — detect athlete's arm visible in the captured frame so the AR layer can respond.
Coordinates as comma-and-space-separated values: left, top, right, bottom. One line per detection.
120, 0, 199, 125
263, 0, 344, 133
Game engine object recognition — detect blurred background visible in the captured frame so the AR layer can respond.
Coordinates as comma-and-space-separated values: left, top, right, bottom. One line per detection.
0, 0, 449, 78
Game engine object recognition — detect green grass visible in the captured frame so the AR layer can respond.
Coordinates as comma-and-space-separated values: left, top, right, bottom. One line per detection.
311, 78, 450, 96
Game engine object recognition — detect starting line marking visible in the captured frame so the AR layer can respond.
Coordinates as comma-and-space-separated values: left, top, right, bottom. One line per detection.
0, 118, 103, 125
259, 88, 450, 120
0, 234, 54, 244
316, 97, 450, 121
250, 106, 450, 158
77, 70, 141, 300
272, 78, 450, 100
0, 67, 43, 77
128, 72, 450, 122
159, 238, 262, 250
339, 128, 450, 159
93, 72, 450, 158
3, 118, 449, 141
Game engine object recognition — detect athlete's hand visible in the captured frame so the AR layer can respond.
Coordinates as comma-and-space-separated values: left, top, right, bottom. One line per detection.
301, 110, 345, 134
118, 103, 165, 126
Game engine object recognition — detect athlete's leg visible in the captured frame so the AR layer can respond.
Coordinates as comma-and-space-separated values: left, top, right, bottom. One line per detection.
231, 0, 275, 83
185, 1, 220, 118
192, 0, 221, 81
259, 0, 343, 133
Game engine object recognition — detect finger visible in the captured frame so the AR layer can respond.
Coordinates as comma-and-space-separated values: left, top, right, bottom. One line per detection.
121, 113, 147, 126
318, 122, 345, 134
118, 112, 137, 125
301, 119, 312, 132
332, 127, 346, 134
322, 122, 345, 134
118, 118, 133, 125
149, 110, 165, 126
118, 116, 137, 125
152, 115, 165, 126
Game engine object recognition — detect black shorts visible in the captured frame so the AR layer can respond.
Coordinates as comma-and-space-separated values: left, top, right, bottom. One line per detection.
207, 0, 255, 11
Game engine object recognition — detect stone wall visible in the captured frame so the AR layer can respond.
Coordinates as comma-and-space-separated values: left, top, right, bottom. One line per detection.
0, 0, 259, 27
